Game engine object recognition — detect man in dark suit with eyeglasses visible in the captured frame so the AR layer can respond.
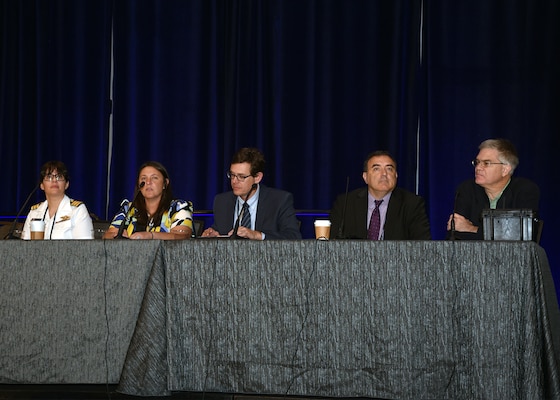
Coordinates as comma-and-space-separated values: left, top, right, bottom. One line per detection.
202, 147, 302, 240
446, 138, 540, 240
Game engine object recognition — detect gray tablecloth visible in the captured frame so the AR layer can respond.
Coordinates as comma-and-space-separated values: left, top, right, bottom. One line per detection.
117, 240, 560, 399
0, 240, 161, 383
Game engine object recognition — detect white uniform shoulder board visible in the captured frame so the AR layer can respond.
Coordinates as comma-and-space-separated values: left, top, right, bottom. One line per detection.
30, 202, 42, 210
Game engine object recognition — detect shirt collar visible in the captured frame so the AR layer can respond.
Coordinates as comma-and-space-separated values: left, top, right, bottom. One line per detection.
368, 191, 392, 209
237, 185, 259, 210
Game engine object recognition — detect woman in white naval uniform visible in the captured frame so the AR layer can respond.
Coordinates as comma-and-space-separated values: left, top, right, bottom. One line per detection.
21, 161, 94, 240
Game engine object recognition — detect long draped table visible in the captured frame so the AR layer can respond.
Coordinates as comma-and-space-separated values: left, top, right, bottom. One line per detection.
1, 240, 559, 399
117, 240, 560, 399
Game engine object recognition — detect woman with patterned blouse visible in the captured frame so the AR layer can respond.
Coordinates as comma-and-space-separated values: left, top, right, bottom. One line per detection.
103, 161, 194, 240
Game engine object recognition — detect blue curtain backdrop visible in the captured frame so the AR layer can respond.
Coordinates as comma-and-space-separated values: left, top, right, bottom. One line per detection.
0, 0, 112, 218
422, 1, 560, 290
109, 0, 421, 214
1, 1, 559, 292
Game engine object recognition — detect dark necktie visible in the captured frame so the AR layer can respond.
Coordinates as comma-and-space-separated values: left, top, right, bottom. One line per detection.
367, 199, 383, 240
241, 202, 251, 229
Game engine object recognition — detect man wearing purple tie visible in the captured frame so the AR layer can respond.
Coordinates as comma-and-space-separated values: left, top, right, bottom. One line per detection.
330, 150, 431, 240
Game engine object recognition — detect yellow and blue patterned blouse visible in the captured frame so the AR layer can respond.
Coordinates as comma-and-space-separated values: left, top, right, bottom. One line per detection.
109, 199, 194, 237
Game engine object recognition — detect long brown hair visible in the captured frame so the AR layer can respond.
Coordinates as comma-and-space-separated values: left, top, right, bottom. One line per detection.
132, 161, 174, 228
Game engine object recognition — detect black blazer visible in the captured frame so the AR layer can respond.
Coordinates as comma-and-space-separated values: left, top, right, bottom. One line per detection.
329, 187, 431, 240
450, 176, 540, 240
211, 184, 302, 240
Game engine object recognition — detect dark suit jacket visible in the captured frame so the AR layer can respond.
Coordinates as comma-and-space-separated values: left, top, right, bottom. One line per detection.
450, 176, 540, 240
211, 184, 302, 240
329, 187, 431, 240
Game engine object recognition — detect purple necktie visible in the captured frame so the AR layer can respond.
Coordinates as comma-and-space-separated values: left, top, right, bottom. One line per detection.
367, 199, 383, 240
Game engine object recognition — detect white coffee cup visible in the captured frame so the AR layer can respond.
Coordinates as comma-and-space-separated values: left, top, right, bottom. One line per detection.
30, 219, 45, 240
314, 220, 331, 240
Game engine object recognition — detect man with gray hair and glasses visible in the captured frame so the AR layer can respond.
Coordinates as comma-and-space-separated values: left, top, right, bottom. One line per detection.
447, 138, 540, 240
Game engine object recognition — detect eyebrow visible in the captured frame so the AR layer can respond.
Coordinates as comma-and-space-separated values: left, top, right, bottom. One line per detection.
371, 163, 395, 168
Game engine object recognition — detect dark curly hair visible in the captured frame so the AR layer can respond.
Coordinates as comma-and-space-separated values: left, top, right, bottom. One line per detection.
39, 160, 69, 183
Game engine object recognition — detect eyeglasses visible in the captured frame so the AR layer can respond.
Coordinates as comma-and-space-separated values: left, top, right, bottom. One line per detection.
44, 174, 66, 182
227, 172, 253, 182
471, 159, 506, 168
